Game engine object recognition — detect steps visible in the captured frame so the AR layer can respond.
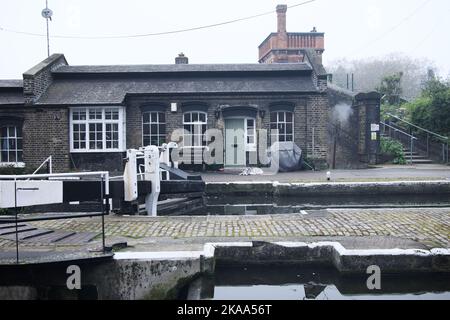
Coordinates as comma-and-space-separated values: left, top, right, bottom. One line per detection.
403, 148, 433, 164
382, 132, 434, 164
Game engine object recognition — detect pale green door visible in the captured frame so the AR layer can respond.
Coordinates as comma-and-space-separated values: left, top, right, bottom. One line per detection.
225, 119, 246, 167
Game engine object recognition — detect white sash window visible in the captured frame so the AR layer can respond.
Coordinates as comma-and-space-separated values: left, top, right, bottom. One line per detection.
0, 125, 23, 165
270, 111, 294, 142
142, 111, 166, 146
70, 107, 125, 152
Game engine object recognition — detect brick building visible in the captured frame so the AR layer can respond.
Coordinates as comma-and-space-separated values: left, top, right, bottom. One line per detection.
0, 5, 380, 173
258, 4, 325, 64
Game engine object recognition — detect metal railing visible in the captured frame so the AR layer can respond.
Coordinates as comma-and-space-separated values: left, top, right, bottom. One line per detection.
380, 121, 418, 164
328, 122, 360, 169
0, 171, 110, 264
30, 156, 53, 176
386, 113, 449, 164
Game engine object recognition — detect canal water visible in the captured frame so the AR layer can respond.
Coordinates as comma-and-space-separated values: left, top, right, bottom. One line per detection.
188, 264, 450, 300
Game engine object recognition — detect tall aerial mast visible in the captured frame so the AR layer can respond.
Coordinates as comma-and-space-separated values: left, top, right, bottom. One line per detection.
41, 0, 53, 57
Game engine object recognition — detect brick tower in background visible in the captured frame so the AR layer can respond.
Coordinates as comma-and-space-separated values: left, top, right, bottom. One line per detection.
258, 4, 325, 63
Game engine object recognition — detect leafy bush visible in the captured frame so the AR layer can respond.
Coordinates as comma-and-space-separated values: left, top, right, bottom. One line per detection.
381, 103, 407, 121
380, 136, 406, 164
405, 79, 450, 138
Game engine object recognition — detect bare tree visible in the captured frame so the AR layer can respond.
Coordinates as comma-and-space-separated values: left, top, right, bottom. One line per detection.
326, 53, 436, 101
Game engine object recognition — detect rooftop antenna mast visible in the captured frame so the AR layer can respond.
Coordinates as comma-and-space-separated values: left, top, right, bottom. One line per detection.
41, 0, 53, 57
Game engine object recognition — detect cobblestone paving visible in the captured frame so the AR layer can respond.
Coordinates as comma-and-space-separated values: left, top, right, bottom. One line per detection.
12, 207, 448, 248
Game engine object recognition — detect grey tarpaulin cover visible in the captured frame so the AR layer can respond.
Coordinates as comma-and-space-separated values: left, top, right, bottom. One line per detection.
269, 141, 303, 172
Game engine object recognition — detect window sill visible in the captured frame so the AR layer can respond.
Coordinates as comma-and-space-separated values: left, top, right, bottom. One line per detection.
70, 150, 125, 153
0, 162, 26, 168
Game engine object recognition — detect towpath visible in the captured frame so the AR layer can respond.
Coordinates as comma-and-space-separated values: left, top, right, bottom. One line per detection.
0, 207, 447, 258
201, 164, 450, 183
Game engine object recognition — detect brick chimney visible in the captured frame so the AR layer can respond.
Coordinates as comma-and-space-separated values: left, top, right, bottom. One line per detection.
175, 53, 188, 64
276, 4, 287, 34
258, 4, 325, 64
276, 4, 288, 49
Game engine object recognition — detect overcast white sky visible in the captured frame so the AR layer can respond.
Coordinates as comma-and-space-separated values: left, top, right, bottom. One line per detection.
0, 0, 449, 79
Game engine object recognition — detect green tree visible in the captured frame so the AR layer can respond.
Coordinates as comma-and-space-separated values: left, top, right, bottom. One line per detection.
406, 78, 450, 137
377, 72, 403, 106
326, 54, 435, 100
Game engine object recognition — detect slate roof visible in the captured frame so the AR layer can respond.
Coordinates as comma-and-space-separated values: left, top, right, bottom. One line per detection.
36, 63, 318, 105
0, 80, 24, 105
0, 80, 23, 88
327, 83, 356, 97
53, 63, 312, 75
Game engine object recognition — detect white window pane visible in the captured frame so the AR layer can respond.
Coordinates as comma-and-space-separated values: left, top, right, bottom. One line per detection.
89, 108, 102, 120
0, 126, 22, 163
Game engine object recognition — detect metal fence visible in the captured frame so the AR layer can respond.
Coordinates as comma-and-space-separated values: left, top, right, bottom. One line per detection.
0, 172, 110, 264
386, 113, 449, 164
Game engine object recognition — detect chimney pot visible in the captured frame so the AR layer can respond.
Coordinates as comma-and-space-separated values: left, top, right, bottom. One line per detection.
276, 4, 287, 34
175, 53, 189, 64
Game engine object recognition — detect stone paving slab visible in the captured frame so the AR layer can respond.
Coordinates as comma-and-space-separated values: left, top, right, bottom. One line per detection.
7, 207, 447, 249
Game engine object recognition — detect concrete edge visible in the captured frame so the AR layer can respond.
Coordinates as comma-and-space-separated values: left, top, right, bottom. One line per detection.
205, 180, 450, 196
114, 241, 450, 260
113, 241, 450, 273
206, 180, 450, 185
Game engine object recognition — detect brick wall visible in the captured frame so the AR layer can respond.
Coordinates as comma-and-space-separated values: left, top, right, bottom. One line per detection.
306, 93, 329, 167
1, 93, 331, 173
326, 86, 365, 169
126, 93, 328, 169
22, 107, 70, 172
355, 92, 381, 164
23, 54, 67, 105
0, 106, 71, 172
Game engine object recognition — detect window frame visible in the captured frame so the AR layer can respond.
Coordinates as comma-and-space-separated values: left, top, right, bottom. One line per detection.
142, 111, 166, 147
270, 111, 294, 143
0, 125, 24, 167
182, 111, 208, 148
69, 107, 126, 153
245, 118, 257, 152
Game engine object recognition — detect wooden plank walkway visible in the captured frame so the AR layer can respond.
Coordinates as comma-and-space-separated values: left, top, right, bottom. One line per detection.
0, 222, 99, 245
